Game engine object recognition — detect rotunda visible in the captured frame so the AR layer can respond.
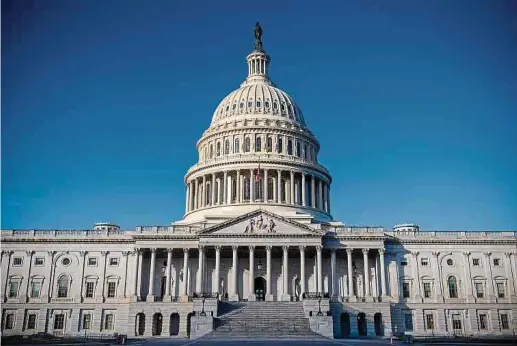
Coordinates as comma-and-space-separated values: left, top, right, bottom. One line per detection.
182, 23, 332, 223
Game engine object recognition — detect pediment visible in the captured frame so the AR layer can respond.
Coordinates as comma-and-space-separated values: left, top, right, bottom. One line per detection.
198, 210, 323, 237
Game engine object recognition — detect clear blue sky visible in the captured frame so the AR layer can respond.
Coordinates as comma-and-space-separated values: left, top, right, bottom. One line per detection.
2, 0, 516, 230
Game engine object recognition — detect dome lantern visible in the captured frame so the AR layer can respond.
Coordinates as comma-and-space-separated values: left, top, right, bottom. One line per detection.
242, 22, 274, 87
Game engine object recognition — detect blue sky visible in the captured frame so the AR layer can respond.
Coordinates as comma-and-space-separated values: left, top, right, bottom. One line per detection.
2, 0, 516, 230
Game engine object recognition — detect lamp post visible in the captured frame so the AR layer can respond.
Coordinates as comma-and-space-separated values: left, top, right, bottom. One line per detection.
317, 295, 323, 316
200, 297, 206, 316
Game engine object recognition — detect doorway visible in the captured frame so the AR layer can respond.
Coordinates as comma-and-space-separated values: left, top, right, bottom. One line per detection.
152, 313, 163, 336
169, 313, 180, 336
340, 312, 351, 338
255, 277, 266, 301
357, 313, 367, 336
374, 313, 383, 336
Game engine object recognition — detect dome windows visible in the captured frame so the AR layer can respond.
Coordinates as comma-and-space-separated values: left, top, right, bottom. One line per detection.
296, 142, 301, 157
287, 139, 293, 155
224, 140, 230, 155
273, 102, 278, 109
209, 145, 214, 158
248, 101, 253, 108
244, 137, 251, 152
226, 106, 229, 111
266, 136, 273, 152
277, 136, 283, 153
281, 103, 286, 112
234, 138, 240, 153
256, 101, 261, 108
240, 102, 244, 109
232, 104, 236, 110
255, 137, 262, 152
216, 142, 221, 156
265, 101, 270, 108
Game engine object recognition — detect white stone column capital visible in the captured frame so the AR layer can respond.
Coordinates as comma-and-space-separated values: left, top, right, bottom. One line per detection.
149, 248, 157, 253
362, 248, 369, 255
378, 248, 385, 255
411, 251, 419, 258
299, 245, 306, 252
505, 252, 515, 258
282, 245, 289, 252
215, 245, 221, 252
167, 248, 174, 254
232, 245, 239, 252
483, 252, 492, 257
346, 248, 354, 255
249, 245, 255, 252
266, 245, 273, 252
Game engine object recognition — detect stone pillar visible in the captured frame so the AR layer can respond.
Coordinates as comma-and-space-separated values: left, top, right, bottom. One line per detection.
282, 246, 291, 301
202, 175, 206, 207
327, 184, 331, 214
378, 249, 387, 298
323, 182, 328, 212
196, 246, 204, 293
136, 249, 143, 300
265, 246, 273, 301
216, 179, 221, 205
412, 251, 422, 302
264, 169, 268, 202
318, 179, 323, 209
311, 175, 316, 208
362, 249, 371, 299
185, 185, 189, 214
211, 174, 216, 206
147, 248, 156, 302
249, 246, 256, 301
230, 246, 239, 301
214, 246, 221, 297
505, 252, 517, 301
277, 170, 282, 203
194, 178, 198, 209
249, 169, 254, 202
236, 170, 241, 203
483, 252, 496, 300
462, 251, 474, 302
317, 246, 323, 294
290, 171, 295, 204
432, 252, 444, 302
330, 249, 337, 297
181, 248, 189, 298
347, 248, 355, 300
300, 246, 306, 299
162, 249, 172, 301
223, 171, 228, 204
301, 173, 306, 207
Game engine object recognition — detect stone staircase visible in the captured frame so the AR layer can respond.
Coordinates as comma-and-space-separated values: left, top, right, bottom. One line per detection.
202, 301, 326, 339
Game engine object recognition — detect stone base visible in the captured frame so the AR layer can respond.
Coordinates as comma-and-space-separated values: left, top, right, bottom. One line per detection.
281, 294, 292, 301
162, 295, 172, 302
179, 295, 190, 302
309, 316, 334, 338
248, 293, 256, 301
146, 295, 155, 302
265, 294, 274, 301
190, 315, 213, 339
364, 295, 374, 303
229, 293, 239, 301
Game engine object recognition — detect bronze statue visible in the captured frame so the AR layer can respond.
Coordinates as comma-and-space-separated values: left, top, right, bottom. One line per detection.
254, 22, 264, 51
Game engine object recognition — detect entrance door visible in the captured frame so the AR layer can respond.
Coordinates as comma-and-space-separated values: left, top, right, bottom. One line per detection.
255, 277, 266, 301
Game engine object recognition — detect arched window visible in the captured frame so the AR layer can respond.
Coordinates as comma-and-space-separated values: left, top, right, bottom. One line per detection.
266, 136, 273, 152
304, 144, 308, 159
214, 181, 219, 204
255, 178, 263, 201
224, 140, 230, 155
280, 179, 287, 203
209, 145, 213, 158
243, 177, 250, 201
57, 275, 69, 298
255, 137, 262, 152
234, 138, 240, 154
231, 178, 237, 202
268, 178, 274, 201
287, 139, 293, 155
448, 276, 458, 298
296, 142, 301, 157
277, 136, 283, 154
244, 137, 251, 153
216, 142, 221, 157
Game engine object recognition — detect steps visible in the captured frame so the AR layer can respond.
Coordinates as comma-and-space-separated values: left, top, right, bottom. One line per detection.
202, 301, 326, 339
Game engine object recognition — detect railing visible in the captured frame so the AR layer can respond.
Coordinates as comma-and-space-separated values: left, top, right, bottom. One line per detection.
135, 225, 205, 234
333, 226, 385, 234
386, 230, 517, 239
2, 229, 129, 237
302, 292, 330, 299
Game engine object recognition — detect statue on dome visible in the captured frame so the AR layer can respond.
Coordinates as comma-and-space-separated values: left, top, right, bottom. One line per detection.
254, 22, 263, 51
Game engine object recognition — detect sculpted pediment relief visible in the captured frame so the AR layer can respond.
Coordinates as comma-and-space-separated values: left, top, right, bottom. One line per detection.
198, 210, 322, 237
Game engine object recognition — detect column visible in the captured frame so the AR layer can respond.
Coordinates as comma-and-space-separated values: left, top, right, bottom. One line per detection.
136, 249, 143, 299
147, 248, 156, 301
185, 185, 189, 214
323, 182, 328, 212
311, 175, 316, 208
214, 246, 221, 297
277, 170, 282, 203
211, 174, 216, 206
362, 248, 371, 297
504, 252, 516, 300
347, 248, 355, 299
202, 175, 206, 207
263, 169, 268, 202
317, 246, 323, 294
163, 248, 173, 301
249, 246, 255, 300
301, 173, 306, 207
432, 252, 444, 302
282, 246, 291, 301
327, 184, 331, 214
483, 252, 495, 300
190, 181, 195, 210
378, 249, 387, 298
236, 170, 241, 203
330, 249, 337, 297
290, 171, 295, 204
318, 179, 323, 209
412, 251, 422, 302
249, 169, 254, 202
230, 246, 239, 301
194, 179, 198, 209
216, 179, 221, 205
266, 246, 273, 301
223, 171, 228, 204
300, 246, 306, 299
182, 248, 189, 298
196, 246, 204, 293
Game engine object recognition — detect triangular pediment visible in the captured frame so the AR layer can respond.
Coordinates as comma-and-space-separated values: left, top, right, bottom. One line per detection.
198, 210, 323, 237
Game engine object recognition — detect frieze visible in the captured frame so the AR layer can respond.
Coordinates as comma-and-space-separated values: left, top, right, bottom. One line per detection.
244, 214, 276, 234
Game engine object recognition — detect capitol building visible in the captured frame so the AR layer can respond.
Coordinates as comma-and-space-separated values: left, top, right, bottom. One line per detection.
2, 24, 516, 340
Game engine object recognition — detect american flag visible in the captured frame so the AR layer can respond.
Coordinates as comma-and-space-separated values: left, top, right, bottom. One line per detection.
255, 161, 261, 181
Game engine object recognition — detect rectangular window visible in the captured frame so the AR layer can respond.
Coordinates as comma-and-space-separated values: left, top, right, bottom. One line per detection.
500, 314, 509, 330
85, 282, 95, 298
493, 258, 501, 266
420, 258, 429, 266
475, 283, 484, 298
404, 312, 413, 331
452, 314, 462, 331
400, 259, 408, 266
497, 283, 505, 298
34, 257, 44, 266
9, 282, 19, 298
53, 314, 65, 330
479, 314, 488, 330
109, 258, 119, 266
31, 282, 41, 298
425, 314, 435, 330
82, 314, 91, 330
13, 257, 23, 266
423, 282, 432, 298
402, 282, 410, 298
88, 257, 98, 266
26, 314, 37, 330
5, 314, 14, 329
473, 258, 480, 266
107, 282, 116, 298
104, 314, 114, 330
